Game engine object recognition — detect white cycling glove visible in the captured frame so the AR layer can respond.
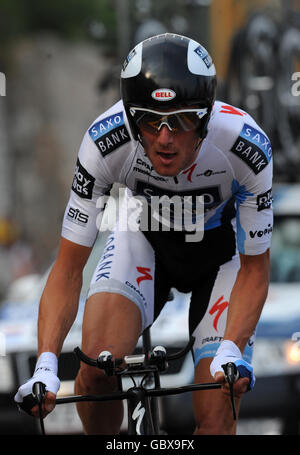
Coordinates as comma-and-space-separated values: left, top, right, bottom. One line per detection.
210, 340, 255, 391
14, 352, 60, 414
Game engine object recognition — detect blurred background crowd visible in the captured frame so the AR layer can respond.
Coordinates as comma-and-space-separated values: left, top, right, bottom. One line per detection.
0, 0, 299, 297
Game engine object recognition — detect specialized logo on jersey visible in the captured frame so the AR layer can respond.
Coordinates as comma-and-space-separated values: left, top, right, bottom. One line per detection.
89, 111, 130, 157
219, 105, 246, 116
182, 163, 197, 182
136, 267, 153, 286
209, 296, 229, 332
231, 123, 272, 174
72, 158, 95, 199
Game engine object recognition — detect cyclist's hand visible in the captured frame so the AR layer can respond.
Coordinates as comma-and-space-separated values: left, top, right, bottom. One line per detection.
14, 352, 60, 418
210, 340, 255, 397
214, 369, 250, 398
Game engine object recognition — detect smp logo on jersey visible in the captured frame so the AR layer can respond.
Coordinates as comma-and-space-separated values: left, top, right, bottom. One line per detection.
231, 123, 272, 175
89, 111, 131, 157
72, 158, 95, 199
136, 267, 153, 286
135, 180, 221, 213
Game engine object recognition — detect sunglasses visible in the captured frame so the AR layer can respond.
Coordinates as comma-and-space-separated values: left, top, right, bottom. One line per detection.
129, 107, 208, 134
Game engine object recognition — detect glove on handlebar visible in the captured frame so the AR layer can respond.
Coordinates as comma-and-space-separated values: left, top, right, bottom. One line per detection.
210, 340, 255, 391
14, 352, 60, 415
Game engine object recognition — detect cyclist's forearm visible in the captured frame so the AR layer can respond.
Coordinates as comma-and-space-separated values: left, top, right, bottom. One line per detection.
37, 263, 83, 357
223, 250, 270, 353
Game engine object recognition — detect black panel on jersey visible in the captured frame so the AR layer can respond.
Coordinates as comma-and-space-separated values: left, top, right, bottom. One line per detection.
72, 158, 95, 200
188, 267, 219, 335
142, 222, 236, 293
140, 191, 237, 332
220, 195, 236, 224
146, 224, 236, 336
152, 255, 173, 323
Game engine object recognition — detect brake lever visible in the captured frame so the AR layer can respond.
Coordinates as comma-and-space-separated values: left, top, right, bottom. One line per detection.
32, 381, 46, 435
222, 362, 239, 420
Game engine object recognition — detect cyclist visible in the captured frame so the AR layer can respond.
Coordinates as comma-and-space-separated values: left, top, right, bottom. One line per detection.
15, 33, 273, 435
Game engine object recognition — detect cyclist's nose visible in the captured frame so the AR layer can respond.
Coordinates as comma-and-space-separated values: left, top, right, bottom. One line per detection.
157, 124, 174, 145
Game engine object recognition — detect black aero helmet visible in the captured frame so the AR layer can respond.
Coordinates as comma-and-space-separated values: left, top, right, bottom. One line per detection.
120, 33, 217, 140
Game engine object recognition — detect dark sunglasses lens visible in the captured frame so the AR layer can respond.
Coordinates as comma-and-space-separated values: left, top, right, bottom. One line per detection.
134, 111, 202, 133
136, 112, 161, 132
176, 112, 201, 131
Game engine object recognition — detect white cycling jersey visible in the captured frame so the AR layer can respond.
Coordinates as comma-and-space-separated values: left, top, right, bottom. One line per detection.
62, 99, 273, 255
60, 99, 273, 366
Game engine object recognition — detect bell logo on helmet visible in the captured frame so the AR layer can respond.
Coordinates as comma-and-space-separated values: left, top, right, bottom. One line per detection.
151, 88, 176, 101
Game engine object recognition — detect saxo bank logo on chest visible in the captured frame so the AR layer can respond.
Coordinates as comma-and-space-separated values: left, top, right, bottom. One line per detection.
89, 111, 130, 156
231, 123, 272, 174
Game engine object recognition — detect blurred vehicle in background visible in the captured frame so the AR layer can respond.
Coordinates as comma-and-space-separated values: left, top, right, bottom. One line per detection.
1, 183, 300, 435
223, 8, 300, 182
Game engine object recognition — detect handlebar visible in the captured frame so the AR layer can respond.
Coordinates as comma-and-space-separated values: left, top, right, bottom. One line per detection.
72, 342, 240, 421
33, 337, 240, 434
74, 336, 196, 375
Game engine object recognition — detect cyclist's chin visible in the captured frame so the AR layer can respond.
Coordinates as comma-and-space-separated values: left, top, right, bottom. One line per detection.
149, 152, 181, 177
152, 163, 180, 177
